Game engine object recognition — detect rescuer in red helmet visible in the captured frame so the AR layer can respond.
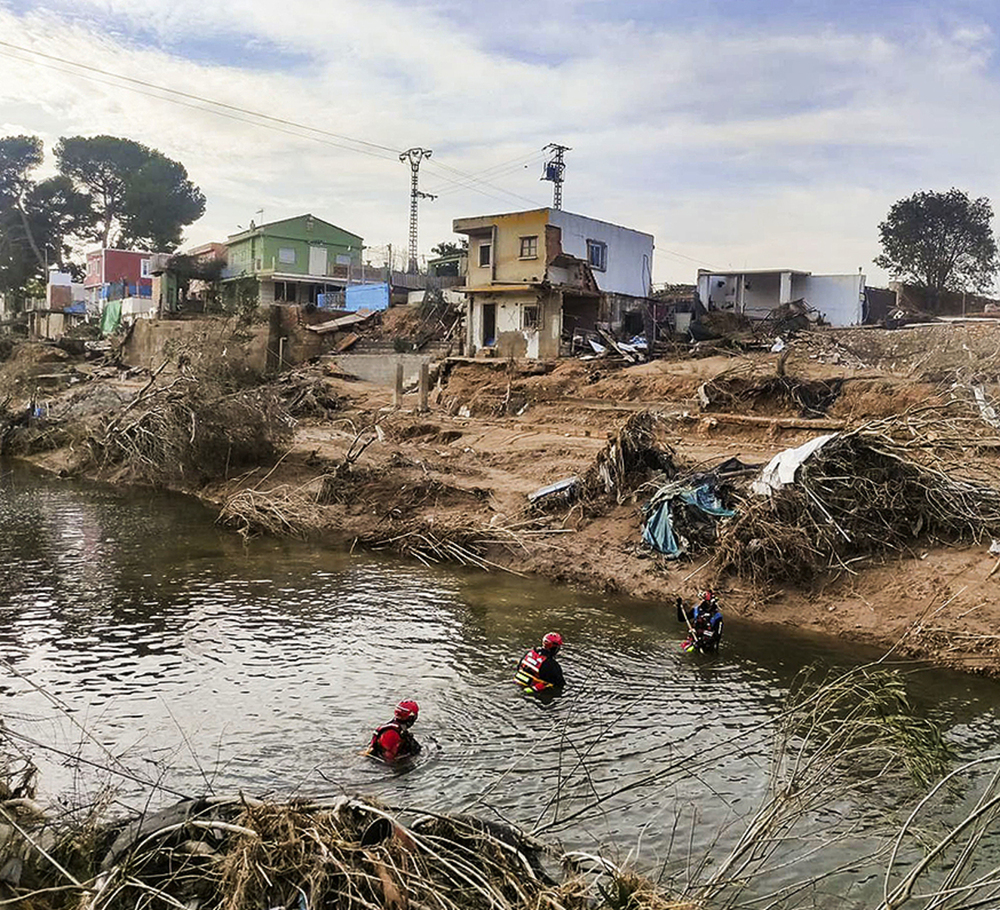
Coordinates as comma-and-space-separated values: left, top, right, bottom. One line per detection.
368, 700, 422, 762
514, 632, 566, 691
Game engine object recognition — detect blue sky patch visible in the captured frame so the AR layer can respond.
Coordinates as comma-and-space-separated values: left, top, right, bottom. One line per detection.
2, 0, 312, 73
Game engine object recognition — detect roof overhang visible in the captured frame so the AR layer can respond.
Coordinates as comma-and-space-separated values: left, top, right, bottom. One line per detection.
462, 283, 543, 293
222, 271, 347, 284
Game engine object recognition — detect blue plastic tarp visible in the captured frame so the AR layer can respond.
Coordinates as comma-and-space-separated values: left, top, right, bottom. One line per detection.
642, 500, 681, 555
641, 482, 735, 557
345, 282, 390, 312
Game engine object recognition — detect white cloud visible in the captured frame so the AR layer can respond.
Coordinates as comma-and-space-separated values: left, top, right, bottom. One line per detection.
0, 1, 998, 283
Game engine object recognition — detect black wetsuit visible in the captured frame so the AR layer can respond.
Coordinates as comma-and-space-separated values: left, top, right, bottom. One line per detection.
677, 598, 724, 652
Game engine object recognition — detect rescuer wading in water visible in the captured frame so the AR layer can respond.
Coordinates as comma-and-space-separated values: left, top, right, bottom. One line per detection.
515, 632, 565, 691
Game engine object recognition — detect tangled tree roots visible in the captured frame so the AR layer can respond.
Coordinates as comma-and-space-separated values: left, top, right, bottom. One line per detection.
91, 372, 294, 484
716, 429, 1000, 585
583, 410, 677, 502
699, 374, 843, 417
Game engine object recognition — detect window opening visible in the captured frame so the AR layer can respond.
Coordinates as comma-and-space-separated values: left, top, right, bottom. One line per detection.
519, 236, 538, 259
478, 242, 492, 267
587, 240, 607, 271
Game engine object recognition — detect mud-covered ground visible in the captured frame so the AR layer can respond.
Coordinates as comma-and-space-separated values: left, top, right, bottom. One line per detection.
8, 321, 1000, 676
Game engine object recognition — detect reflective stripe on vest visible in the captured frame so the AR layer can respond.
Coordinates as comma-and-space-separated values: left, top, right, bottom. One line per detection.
515, 649, 549, 690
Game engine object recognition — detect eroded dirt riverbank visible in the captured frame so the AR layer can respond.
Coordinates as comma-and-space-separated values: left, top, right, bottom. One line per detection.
8, 323, 1000, 676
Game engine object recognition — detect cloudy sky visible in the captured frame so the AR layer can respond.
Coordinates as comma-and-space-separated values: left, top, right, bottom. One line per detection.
1, 0, 998, 284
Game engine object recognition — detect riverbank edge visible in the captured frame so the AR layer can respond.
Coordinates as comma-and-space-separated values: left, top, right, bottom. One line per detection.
16, 442, 995, 680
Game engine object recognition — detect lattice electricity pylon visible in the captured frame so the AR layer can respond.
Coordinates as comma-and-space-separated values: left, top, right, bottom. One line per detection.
400, 147, 436, 273
541, 143, 570, 210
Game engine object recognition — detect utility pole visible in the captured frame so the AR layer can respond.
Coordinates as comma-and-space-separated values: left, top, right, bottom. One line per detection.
541, 143, 570, 210
400, 147, 436, 274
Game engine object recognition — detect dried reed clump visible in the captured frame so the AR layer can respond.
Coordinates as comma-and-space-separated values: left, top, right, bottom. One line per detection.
369, 517, 568, 575
78, 796, 685, 910
91, 371, 294, 484
218, 484, 323, 539
582, 410, 677, 503
716, 430, 1000, 585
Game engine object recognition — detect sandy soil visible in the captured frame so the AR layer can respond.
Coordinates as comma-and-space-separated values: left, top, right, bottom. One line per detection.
13, 323, 1000, 677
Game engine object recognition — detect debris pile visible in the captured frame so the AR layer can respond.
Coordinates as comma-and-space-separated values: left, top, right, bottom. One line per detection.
640, 460, 754, 558
716, 429, 1000, 585
582, 410, 677, 502
90, 368, 294, 484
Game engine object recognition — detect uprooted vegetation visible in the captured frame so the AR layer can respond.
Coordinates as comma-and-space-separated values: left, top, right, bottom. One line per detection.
89, 366, 295, 485
715, 419, 1000, 586
581, 409, 677, 502
699, 371, 844, 417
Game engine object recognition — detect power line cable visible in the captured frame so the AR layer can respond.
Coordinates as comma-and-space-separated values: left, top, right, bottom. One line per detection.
0, 45, 403, 164
0, 38, 403, 157
426, 159, 542, 200
654, 247, 719, 270
0, 39, 550, 208
424, 157, 543, 208
424, 149, 542, 195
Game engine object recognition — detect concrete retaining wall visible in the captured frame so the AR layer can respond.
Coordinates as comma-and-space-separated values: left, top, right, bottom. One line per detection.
327, 353, 434, 386
121, 306, 342, 373
123, 318, 271, 373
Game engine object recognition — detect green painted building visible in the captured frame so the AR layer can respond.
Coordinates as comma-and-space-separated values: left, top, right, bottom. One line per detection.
222, 213, 363, 305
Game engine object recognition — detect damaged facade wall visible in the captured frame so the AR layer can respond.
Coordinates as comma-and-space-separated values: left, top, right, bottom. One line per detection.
547, 210, 653, 298
799, 274, 864, 326
456, 207, 652, 359
467, 290, 562, 359
697, 270, 865, 326
463, 210, 549, 289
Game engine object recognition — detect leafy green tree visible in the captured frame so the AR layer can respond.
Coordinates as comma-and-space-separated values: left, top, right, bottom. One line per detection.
23, 176, 94, 276
0, 136, 92, 292
875, 189, 999, 293
430, 239, 467, 257
0, 135, 47, 286
0, 135, 42, 204
55, 135, 205, 251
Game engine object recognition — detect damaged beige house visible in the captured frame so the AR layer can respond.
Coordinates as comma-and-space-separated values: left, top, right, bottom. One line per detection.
454, 208, 654, 359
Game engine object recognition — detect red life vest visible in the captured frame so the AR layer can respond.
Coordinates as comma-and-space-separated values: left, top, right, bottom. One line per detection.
515, 648, 550, 691
369, 721, 415, 758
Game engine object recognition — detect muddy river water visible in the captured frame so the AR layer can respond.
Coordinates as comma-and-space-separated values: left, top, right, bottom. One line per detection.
4, 463, 1000, 905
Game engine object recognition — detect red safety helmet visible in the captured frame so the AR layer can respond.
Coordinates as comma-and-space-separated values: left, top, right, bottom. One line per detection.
394, 700, 419, 722
542, 632, 563, 652
702, 590, 714, 602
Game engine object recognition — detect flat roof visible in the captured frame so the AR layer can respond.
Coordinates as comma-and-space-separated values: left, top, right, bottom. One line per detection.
697, 268, 811, 277
454, 207, 653, 239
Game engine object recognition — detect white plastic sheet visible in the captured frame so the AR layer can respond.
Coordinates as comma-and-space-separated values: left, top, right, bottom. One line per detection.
751, 433, 839, 495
